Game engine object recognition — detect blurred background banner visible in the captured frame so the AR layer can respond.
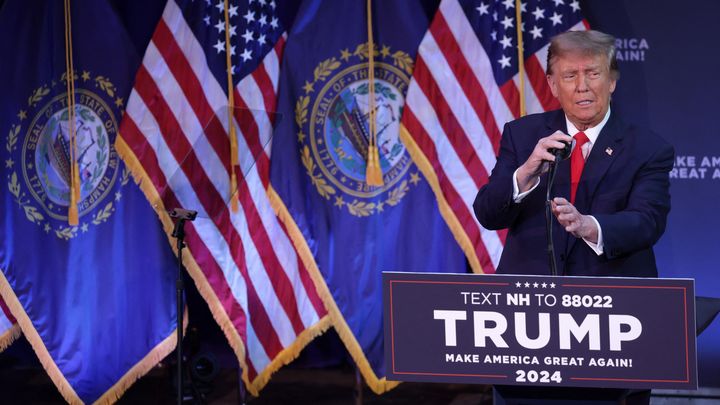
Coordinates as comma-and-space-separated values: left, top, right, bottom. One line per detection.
116, 0, 329, 395
268, 0, 466, 393
581, 0, 720, 387
0, 0, 178, 403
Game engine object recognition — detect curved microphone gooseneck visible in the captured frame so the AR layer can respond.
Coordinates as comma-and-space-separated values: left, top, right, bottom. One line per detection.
545, 139, 574, 276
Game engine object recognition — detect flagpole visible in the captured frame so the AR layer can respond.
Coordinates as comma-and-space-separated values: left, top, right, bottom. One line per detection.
365, 0, 383, 186
224, 0, 240, 212
515, 0, 526, 117
63, 0, 81, 225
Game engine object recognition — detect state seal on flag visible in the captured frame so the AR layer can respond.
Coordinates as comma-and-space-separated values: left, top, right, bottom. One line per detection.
296, 43, 424, 217
5, 71, 129, 240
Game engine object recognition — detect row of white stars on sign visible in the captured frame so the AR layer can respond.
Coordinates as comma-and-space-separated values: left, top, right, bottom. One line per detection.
515, 281, 557, 288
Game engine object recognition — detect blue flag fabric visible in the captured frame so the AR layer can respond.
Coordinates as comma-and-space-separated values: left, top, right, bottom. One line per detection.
0, 1, 177, 403
269, 0, 466, 392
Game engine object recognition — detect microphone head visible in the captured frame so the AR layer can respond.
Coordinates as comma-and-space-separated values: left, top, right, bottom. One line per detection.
550, 138, 575, 161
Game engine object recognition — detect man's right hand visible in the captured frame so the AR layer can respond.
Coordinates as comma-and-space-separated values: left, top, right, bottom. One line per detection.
516, 131, 573, 193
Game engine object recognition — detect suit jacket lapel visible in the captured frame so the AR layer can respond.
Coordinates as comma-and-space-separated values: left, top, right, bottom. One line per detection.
566, 111, 625, 258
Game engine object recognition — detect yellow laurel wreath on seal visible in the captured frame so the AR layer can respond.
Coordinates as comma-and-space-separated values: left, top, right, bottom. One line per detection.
301, 145, 335, 199
5, 70, 126, 240
297, 44, 421, 217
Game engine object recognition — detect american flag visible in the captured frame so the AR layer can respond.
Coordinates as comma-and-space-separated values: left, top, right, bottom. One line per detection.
401, 0, 587, 273
0, 297, 19, 351
117, 0, 327, 394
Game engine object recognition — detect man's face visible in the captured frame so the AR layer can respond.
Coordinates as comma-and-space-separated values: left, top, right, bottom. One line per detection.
547, 52, 617, 131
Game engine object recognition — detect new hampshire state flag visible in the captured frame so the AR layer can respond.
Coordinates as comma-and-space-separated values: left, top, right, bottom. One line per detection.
0, 1, 177, 403
269, 0, 466, 392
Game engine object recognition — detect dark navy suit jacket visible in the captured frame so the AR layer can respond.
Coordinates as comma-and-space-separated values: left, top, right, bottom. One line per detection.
473, 109, 674, 277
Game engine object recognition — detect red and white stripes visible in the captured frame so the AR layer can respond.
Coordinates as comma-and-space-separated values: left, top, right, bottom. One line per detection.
118, 0, 326, 391
402, 0, 586, 274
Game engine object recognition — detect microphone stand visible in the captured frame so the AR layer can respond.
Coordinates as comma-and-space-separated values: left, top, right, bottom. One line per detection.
545, 139, 572, 276
545, 156, 562, 276
170, 208, 197, 405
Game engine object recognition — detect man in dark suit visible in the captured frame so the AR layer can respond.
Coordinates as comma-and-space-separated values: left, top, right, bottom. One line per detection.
474, 30, 674, 277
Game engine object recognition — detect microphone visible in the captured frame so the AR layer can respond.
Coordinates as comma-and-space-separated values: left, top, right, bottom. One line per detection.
549, 138, 575, 161
168, 208, 198, 221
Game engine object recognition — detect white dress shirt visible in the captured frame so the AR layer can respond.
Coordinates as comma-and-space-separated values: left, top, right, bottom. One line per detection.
511, 109, 612, 255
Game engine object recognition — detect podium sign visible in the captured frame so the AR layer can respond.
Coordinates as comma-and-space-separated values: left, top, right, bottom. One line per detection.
383, 272, 697, 389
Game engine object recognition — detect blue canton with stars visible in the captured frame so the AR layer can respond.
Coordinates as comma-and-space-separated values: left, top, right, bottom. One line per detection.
178, 0, 283, 91
459, 0, 583, 85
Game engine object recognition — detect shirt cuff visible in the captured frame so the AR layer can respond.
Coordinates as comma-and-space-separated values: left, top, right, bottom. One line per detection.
582, 215, 604, 255
512, 168, 540, 203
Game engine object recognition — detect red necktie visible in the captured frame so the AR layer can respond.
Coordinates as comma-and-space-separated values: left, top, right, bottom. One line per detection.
570, 131, 590, 204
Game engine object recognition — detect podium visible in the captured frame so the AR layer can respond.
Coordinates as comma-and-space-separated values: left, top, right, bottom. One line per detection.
383, 272, 704, 403
493, 296, 720, 404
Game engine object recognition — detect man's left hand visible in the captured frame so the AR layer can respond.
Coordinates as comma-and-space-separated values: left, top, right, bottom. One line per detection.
551, 197, 598, 243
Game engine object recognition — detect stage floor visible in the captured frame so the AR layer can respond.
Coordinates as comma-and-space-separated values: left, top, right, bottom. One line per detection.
1, 336, 718, 404
1, 353, 492, 404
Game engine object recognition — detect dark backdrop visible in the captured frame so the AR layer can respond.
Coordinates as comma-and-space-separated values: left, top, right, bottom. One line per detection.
580, 0, 720, 387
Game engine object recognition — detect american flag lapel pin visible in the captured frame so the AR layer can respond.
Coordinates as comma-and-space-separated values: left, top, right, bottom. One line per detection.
605, 147, 613, 156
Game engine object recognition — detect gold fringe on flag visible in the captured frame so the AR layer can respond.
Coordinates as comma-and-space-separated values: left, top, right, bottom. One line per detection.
224, 0, 239, 212
364, 0, 383, 186
0, 324, 21, 352
64, 0, 80, 225
1, 265, 183, 405
515, 0, 526, 117
398, 124, 485, 274
115, 136, 333, 396
268, 187, 398, 394
0, 271, 81, 404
